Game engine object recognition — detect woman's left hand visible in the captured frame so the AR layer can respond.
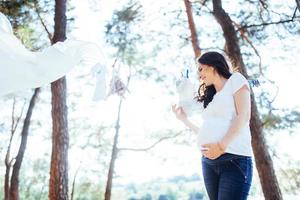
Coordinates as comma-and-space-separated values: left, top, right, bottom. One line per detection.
201, 142, 225, 160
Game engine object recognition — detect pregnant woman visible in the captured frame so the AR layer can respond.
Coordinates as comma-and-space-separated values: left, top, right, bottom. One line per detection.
172, 51, 253, 200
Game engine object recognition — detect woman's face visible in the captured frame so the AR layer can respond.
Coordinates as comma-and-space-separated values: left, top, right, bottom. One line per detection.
198, 64, 216, 86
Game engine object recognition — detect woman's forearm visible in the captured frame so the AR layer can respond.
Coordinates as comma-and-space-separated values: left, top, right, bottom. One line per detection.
219, 86, 251, 150
220, 114, 249, 149
182, 118, 199, 133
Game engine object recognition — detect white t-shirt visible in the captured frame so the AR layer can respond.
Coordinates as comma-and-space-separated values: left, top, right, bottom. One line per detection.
197, 72, 253, 157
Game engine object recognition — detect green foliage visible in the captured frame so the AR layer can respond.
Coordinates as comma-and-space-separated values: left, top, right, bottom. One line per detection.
105, 1, 143, 46
0, 0, 55, 49
113, 174, 208, 200
0, 0, 36, 29
188, 191, 204, 200
18, 157, 49, 200
72, 180, 104, 200
15, 24, 39, 49
105, 0, 144, 66
262, 110, 300, 130
279, 167, 300, 194
158, 194, 175, 200
258, 89, 300, 131
128, 193, 152, 200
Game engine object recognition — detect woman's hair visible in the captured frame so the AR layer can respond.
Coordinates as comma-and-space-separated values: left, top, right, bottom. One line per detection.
196, 51, 232, 108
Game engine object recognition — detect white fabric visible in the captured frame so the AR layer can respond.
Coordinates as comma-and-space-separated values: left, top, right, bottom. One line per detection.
92, 63, 107, 101
0, 12, 13, 34
0, 12, 107, 97
197, 72, 252, 156
176, 74, 203, 116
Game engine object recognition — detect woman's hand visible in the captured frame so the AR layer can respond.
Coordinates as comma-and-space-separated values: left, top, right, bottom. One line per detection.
172, 104, 199, 133
172, 104, 187, 121
201, 142, 225, 160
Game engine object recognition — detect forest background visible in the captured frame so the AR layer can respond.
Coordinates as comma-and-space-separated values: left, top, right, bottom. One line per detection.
0, 0, 300, 199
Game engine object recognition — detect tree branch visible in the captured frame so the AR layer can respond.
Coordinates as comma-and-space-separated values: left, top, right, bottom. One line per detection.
11, 98, 26, 134
238, 8, 298, 31
232, 20, 263, 76
6, 98, 26, 167
259, 0, 268, 9
33, 1, 52, 41
191, 0, 207, 3
118, 130, 187, 152
183, 0, 202, 57
5, 98, 25, 199
70, 164, 81, 200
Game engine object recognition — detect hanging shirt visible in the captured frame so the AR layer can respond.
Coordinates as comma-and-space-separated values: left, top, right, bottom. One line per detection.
92, 63, 107, 101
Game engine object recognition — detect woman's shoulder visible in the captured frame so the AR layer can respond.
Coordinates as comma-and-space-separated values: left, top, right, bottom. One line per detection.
230, 72, 248, 82
231, 71, 246, 79
229, 72, 249, 93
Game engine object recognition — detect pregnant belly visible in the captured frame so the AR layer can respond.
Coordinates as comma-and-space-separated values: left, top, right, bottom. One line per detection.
197, 119, 230, 145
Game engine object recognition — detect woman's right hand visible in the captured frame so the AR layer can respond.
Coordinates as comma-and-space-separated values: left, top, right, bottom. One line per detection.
172, 104, 187, 121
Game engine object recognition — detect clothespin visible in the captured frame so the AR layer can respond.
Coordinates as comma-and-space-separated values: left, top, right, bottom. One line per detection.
249, 79, 260, 87
186, 69, 189, 79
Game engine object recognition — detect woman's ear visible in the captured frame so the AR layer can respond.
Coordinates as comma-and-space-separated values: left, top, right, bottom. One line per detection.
212, 67, 218, 75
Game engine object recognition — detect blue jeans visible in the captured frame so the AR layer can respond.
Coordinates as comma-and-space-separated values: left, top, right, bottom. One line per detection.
202, 153, 253, 200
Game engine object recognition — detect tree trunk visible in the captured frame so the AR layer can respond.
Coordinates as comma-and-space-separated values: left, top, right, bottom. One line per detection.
5, 133, 13, 200
9, 88, 40, 200
49, 78, 69, 200
4, 160, 11, 200
212, 0, 283, 199
49, 0, 69, 200
296, 0, 300, 13
183, 0, 201, 58
104, 99, 123, 200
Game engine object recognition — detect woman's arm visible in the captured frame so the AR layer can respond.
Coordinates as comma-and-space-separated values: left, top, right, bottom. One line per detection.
202, 85, 251, 159
220, 85, 251, 149
172, 105, 199, 133
181, 117, 200, 133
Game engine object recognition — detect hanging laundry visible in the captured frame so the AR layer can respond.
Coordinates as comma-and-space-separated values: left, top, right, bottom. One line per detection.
106, 67, 129, 98
0, 12, 107, 97
176, 68, 202, 116
92, 63, 107, 101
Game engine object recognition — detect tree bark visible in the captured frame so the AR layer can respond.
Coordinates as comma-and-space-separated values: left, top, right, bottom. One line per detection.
296, 0, 300, 13
5, 131, 13, 200
183, 0, 201, 58
49, 0, 69, 200
212, 0, 283, 199
5, 98, 20, 200
4, 157, 11, 200
104, 99, 123, 200
9, 88, 40, 200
